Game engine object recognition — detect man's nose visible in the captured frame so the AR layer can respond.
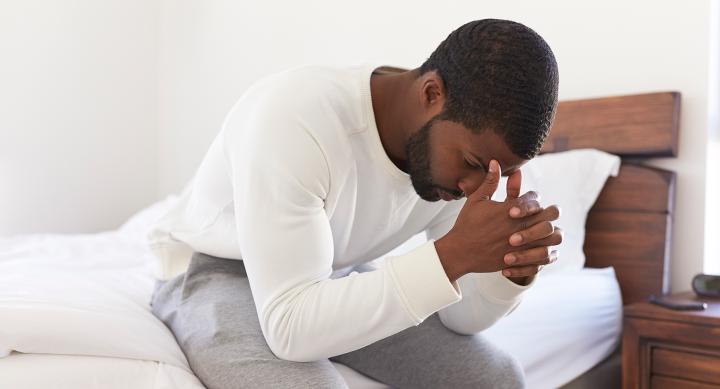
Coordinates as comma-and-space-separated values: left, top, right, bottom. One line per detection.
458, 172, 487, 197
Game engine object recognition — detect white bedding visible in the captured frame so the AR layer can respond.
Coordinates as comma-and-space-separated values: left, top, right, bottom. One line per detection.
0, 198, 621, 389
0, 352, 203, 389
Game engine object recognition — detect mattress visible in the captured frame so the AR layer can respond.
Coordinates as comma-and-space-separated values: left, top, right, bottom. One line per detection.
0, 352, 203, 389
0, 198, 622, 389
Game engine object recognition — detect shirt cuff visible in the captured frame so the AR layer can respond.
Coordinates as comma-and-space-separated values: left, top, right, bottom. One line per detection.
385, 240, 462, 323
473, 270, 536, 304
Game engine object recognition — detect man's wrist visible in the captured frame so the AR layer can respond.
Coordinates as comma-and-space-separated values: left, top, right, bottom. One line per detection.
506, 275, 534, 286
434, 237, 465, 283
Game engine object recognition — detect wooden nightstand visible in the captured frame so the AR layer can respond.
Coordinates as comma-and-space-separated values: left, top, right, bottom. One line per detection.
622, 292, 720, 389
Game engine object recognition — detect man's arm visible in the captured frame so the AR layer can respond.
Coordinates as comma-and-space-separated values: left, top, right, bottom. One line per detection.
428, 211, 535, 335
223, 109, 461, 362
429, 163, 561, 335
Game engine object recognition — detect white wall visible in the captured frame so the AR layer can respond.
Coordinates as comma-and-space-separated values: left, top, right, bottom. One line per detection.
0, 0, 159, 234
156, 0, 718, 292
705, 0, 720, 276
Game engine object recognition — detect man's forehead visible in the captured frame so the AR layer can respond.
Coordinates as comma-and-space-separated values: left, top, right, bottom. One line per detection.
455, 122, 529, 174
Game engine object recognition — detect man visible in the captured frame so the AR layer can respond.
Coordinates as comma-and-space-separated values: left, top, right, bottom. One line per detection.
150, 19, 561, 389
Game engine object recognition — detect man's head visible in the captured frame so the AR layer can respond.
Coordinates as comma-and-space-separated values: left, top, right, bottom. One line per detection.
404, 19, 559, 201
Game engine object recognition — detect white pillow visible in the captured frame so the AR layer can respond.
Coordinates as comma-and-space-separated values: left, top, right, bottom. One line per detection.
493, 149, 621, 274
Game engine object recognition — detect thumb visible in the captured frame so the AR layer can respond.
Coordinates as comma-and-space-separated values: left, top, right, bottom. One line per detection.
505, 169, 522, 200
470, 160, 501, 202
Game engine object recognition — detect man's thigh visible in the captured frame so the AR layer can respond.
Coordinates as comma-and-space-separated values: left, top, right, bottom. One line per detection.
331, 314, 525, 389
151, 252, 347, 389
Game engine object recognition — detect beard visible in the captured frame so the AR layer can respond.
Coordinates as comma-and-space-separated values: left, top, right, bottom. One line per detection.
405, 117, 464, 202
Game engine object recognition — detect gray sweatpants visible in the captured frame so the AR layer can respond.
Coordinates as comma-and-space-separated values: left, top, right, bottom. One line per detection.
151, 252, 525, 389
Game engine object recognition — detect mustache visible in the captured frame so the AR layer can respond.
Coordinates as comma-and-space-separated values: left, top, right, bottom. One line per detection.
436, 186, 464, 198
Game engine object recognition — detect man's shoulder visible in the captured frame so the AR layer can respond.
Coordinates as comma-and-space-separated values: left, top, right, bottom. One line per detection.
227, 64, 370, 140
251, 64, 365, 98
222, 64, 373, 178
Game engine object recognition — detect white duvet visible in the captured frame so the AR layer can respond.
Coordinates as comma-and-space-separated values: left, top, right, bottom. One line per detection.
0, 199, 204, 388
0, 197, 622, 389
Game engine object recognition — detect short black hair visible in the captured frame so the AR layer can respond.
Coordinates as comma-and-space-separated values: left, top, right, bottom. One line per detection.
420, 19, 559, 159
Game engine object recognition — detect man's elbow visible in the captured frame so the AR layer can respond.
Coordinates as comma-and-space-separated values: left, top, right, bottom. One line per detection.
261, 310, 326, 362
437, 299, 523, 335
438, 313, 501, 335
263, 331, 326, 362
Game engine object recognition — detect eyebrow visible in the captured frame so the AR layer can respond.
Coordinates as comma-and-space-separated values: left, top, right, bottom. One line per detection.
472, 153, 515, 176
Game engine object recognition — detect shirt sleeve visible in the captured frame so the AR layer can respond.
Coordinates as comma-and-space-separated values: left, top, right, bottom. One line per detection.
223, 107, 460, 362
425, 203, 536, 335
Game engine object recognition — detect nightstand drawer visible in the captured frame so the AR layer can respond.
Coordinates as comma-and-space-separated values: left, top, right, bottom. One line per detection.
652, 347, 720, 384
623, 294, 720, 389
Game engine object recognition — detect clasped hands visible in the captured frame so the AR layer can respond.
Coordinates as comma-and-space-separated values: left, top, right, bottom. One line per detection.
435, 160, 563, 286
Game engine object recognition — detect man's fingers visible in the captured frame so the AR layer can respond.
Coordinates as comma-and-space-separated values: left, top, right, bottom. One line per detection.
509, 199, 541, 218
518, 226, 564, 249
517, 205, 561, 225
509, 220, 555, 246
505, 170, 522, 199
508, 191, 541, 218
520, 191, 540, 202
502, 265, 544, 278
504, 247, 558, 267
469, 159, 500, 202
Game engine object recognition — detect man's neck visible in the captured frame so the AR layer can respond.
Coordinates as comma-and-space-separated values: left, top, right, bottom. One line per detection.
369, 67, 417, 173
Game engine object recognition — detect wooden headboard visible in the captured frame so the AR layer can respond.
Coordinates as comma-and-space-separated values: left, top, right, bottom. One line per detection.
544, 92, 680, 305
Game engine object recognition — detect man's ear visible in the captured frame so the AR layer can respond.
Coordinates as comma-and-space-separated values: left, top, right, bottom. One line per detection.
420, 70, 446, 116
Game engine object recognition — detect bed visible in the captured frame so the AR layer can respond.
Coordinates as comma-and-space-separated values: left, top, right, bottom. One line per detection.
0, 91, 679, 389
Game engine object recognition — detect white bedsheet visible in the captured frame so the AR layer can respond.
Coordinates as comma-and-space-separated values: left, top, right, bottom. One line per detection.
0, 198, 621, 389
483, 266, 622, 388
0, 352, 203, 389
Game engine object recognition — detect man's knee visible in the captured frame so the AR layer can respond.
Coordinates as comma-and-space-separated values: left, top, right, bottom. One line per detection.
490, 348, 525, 388
189, 350, 349, 389
466, 343, 525, 389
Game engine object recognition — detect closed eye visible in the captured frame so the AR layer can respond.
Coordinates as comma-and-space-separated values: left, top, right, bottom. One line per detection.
464, 158, 486, 171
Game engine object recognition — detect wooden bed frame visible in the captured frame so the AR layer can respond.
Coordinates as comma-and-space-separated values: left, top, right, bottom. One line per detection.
547, 91, 680, 389
543, 91, 680, 306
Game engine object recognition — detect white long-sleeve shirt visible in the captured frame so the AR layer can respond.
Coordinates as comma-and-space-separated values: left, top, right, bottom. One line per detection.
148, 63, 533, 362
